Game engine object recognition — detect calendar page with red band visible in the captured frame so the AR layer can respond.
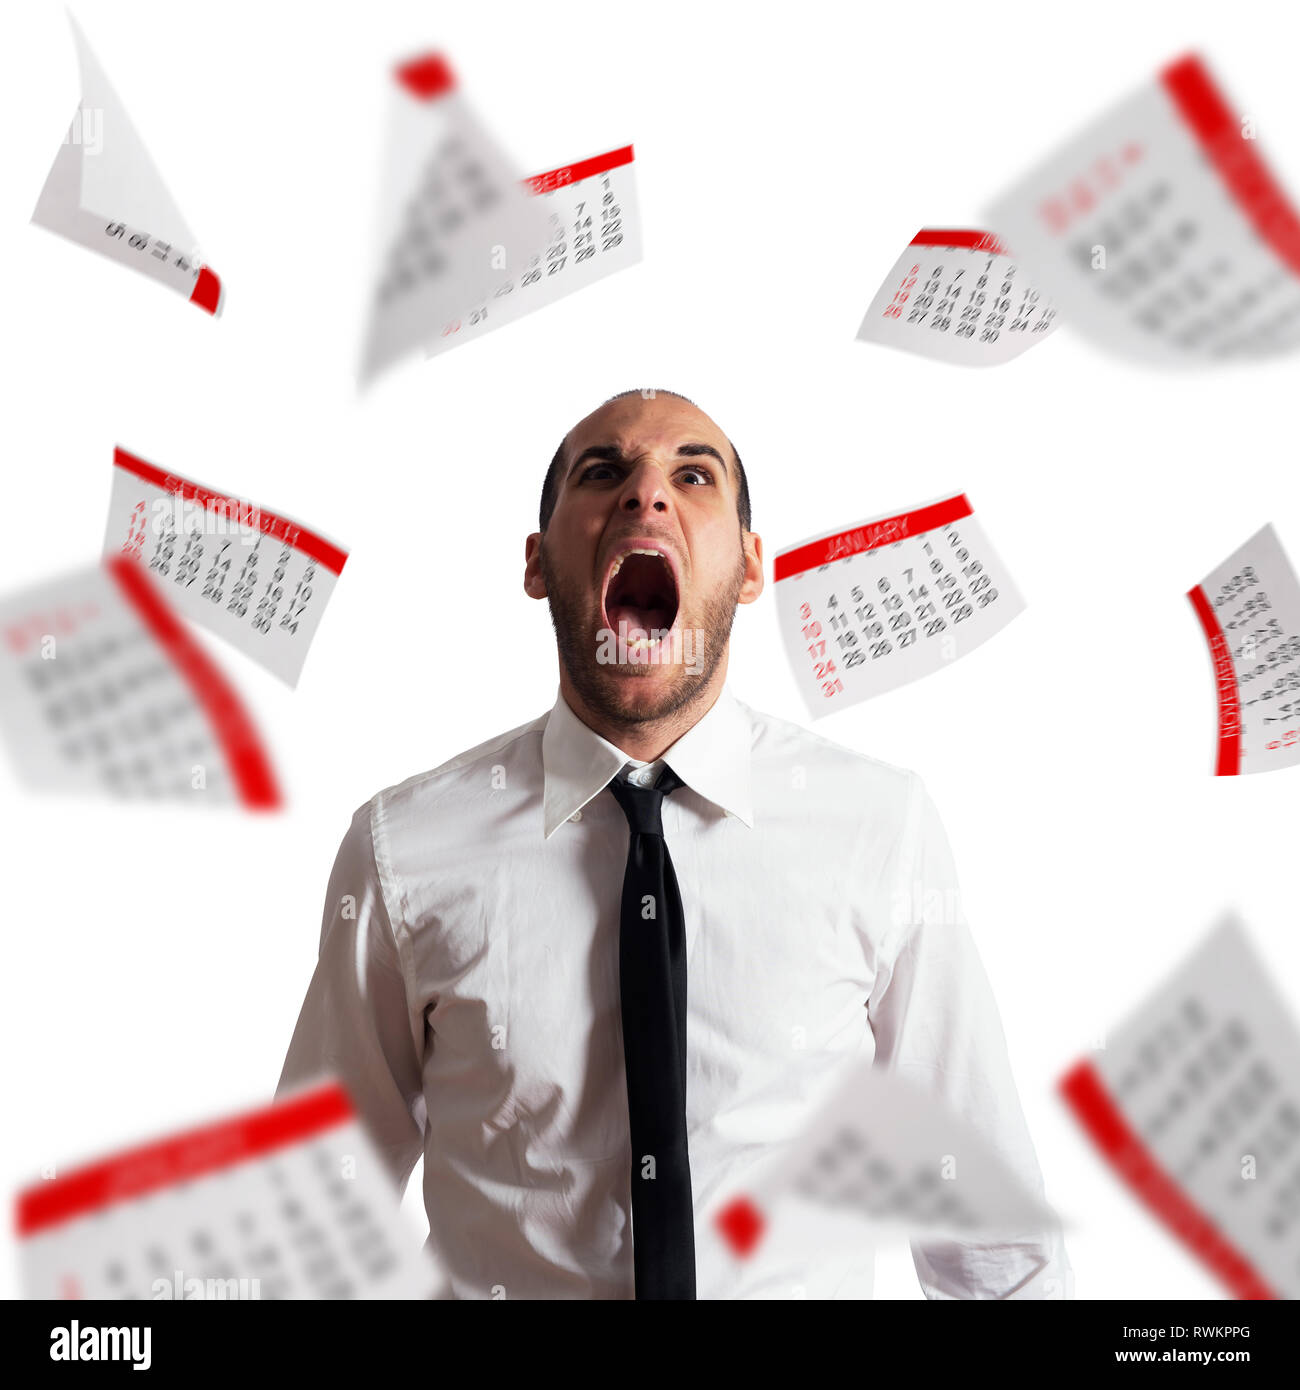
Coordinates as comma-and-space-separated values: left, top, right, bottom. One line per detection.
16, 1083, 352, 1237
16, 1080, 441, 1300
0, 558, 278, 808
427, 143, 641, 360
774, 493, 1024, 714
988, 53, 1300, 362
30, 17, 223, 317
360, 53, 553, 383
1059, 918, 1300, 1299
857, 228, 1059, 365
1188, 524, 1300, 776
106, 447, 349, 689
707, 1063, 1058, 1269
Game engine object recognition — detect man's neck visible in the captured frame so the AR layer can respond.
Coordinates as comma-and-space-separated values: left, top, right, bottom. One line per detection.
558, 664, 727, 762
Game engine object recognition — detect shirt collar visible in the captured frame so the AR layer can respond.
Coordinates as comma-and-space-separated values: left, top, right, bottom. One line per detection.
541, 686, 754, 838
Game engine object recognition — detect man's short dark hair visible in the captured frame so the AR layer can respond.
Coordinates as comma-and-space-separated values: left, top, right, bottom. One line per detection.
538, 389, 751, 533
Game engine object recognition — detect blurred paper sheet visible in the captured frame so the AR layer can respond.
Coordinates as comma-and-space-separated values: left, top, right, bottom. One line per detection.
30, 15, 222, 314
359, 52, 551, 383
1062, 917, 1300, 1299
709, 1063, 1058, 1267
17, 1080, 438, 1299
0, 557, 278, 808
987, 54, 1300, 363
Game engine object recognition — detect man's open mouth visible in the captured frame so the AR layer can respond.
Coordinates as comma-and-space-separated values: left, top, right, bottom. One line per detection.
600, 547, 680, 647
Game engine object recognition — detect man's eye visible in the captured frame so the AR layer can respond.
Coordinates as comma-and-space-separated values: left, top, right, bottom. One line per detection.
581, 465, 617, 481
679, 468, 713, 485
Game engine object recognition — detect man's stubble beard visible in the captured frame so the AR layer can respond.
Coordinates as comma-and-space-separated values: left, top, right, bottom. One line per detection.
539, 536, 747, 727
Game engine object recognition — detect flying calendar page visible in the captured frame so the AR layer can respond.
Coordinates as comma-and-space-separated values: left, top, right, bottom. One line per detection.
710, 1063, 1058, 1266
359, 52, 552, 383
857, 229, 1059, 365
774, 494, 1025, 715
1062, 918, 1300, 1300
0, 557, 278, 808
1188, 524, 1300, 777
987, 54, 1300, 363
426, 145, 640, 358
30, 16, 222, 316
17, 1081, 439, 1300
104, 447, 348, 689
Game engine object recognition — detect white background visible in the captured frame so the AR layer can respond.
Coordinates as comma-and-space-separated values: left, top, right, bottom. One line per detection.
2, 0, 1298, 1301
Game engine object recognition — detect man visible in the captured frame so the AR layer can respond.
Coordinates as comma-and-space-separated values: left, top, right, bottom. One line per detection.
278, 388, 1069, 1299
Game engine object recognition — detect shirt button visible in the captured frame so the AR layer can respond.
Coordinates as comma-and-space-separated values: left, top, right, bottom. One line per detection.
569, 810, 582, 823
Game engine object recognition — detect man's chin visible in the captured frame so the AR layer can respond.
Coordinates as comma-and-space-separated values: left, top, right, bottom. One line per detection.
583, 661, 698, 723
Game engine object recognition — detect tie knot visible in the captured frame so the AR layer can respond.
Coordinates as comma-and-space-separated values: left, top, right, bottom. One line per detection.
607, 766, 684, 835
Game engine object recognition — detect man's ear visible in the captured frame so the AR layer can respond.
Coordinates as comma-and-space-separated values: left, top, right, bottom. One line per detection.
523, 532, 548, 600
738, 531, 764, 605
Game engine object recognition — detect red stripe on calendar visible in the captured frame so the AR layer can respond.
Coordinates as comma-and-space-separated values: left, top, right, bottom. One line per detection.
1162, 54, 1300, 278
1187, 583, 1242, 776
106, 554, 282, 810
773, 495, 973, 582
1061, 1060, 1277, 1299
523, 145, 635, 197
15, 1083, 353, 1237
715, 1196, 767, 1257
190, 266, 222, 316
396, 52, 456, 101
113, 447, 349, 576
909, 229, 1007, 254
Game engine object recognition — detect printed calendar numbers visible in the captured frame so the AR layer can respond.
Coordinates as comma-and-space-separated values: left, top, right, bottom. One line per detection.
426, 145, 641, 359
103, 448, 348, 688
774, 494, 1025, 715
710, 1063, 1057, 1264
1189, 524, 1300, 776
1062, 918, 1300, 1299
858, 230, 1059, 365
988, 54, 1300, 362
0, 558, 278, 808
93, 219, 218, 310
17, 1081, 439, 1300
30, 16, 222, 315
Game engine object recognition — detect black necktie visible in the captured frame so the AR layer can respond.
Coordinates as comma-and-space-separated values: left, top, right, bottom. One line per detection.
607, 766, 696, 1300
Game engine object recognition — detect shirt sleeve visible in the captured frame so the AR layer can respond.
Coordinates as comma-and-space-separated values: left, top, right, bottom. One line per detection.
867, 774, 1073, 1299
277, 801, 427, 1193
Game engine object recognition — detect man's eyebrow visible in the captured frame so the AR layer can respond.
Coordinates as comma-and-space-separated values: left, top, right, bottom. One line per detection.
566, 442, 729, 479
676, 443, 729, 477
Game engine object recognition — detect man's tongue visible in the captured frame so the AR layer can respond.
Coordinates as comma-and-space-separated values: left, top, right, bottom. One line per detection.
611, 598, 672, 632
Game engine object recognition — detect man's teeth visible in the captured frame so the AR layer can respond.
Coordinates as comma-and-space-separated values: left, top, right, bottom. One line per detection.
608, 547, 667, 581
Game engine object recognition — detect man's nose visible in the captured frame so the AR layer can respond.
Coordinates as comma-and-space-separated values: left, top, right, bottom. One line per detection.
617, 459, 672, 515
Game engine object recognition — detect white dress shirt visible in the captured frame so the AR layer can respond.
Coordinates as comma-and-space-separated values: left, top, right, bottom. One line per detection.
278, 685, 1069, 1299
